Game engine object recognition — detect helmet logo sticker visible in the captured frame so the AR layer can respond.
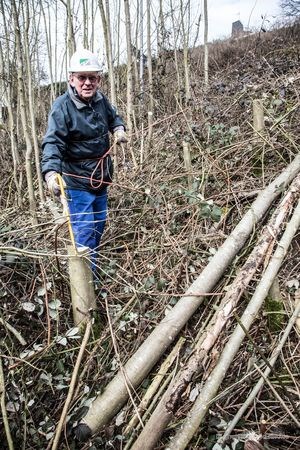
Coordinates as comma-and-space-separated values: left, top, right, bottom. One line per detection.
68, 49, 101, 72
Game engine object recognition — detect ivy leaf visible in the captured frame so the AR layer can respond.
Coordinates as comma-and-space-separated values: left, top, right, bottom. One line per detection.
115, 410, 125, 426
55, 336, 67, 346
22, 302, 35, 312
66, 327, 80, 338
48, 299, 61, 309
211, 205, 222, 222
37, 283, 52, 297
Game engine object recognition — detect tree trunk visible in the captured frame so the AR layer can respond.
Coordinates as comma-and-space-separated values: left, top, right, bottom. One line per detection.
124, 0, 133, 135
40, 2, 55, 102
61, 0, 76, 62
124, 0, 137, 168
54, 0, 58, 95
180, 0, 191, 104
203, 0, 208, 86
139, 0, 144, 99
0, 5, 22, 205
82, 0, 88, 48
22, 1, 44, 202
90, 0, 95, 51
12, 0, 37, 222
170, 0, 182, 106
146, 0, 154, 145
133, 0, 140, 94
115, 0, 121, 93
98, 0, 119, 172
99, 0, 116, 104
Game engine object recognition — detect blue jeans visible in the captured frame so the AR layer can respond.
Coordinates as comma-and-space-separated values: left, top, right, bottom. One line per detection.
67, 188, 108, 268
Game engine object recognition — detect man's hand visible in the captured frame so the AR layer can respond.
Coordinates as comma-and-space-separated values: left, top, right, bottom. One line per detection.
45, 171, 61, 196
114, 129, 128, 145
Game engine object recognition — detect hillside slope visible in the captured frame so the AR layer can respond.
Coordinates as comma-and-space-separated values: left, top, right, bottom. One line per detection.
0, 23, 300, 450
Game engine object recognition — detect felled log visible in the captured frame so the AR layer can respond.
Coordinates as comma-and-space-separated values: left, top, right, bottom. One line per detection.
130, 173, 300, 450
167, 199, 300, 449
124, 337, 185, 435
75, 154, 300, 440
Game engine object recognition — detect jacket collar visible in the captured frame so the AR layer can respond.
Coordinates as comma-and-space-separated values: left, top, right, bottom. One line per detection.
68, 85, 103, 109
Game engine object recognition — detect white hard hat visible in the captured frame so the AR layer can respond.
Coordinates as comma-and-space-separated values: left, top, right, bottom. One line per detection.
68, 49, 101, 72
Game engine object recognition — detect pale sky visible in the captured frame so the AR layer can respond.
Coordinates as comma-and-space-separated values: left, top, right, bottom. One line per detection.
43, 0, 284, 82
207, 0, 282, 41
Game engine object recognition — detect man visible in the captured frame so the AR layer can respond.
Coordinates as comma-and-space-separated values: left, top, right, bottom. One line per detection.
41, 48, 127, 270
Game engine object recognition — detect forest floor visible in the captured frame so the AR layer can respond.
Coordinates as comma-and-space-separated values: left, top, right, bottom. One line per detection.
0, 22, 300, 450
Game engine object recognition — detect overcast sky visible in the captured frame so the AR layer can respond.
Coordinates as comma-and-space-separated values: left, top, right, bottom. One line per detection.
44, 0, 284, 82
207, 0, 282, 41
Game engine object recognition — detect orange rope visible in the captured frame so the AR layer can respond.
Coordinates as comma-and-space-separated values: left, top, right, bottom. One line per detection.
62, 144, 114, 190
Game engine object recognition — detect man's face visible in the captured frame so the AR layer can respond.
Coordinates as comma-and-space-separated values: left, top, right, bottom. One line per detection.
69, 72, 100, 101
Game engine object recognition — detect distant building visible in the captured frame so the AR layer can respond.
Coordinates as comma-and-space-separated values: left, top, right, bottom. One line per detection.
232, 20, 244, 37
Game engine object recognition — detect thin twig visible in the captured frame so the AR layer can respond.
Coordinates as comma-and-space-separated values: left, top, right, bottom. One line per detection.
219, 298, 300, 444
0, 357, 14, 450
0, 318, 27, 345
254, 363, 300, 428
50, 320, 92, 450
104, 294, 144, 428
233, 311, 300, 419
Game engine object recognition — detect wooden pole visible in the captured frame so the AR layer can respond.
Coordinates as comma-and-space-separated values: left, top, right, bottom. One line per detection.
68, 246, 96, 328
253, 99, 264, 134
183, 141, 192, 190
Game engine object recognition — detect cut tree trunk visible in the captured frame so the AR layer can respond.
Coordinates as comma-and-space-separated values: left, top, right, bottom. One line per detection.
68, 246, 96, 328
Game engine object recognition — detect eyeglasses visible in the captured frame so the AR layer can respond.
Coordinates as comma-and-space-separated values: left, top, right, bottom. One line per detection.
74, 74, 99, 84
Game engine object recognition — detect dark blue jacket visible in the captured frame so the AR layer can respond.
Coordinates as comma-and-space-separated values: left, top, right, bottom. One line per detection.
41, 86, 125, 192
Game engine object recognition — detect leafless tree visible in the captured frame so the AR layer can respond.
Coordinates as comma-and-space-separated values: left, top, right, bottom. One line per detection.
12, 0, 37, 222
124, 0, 138, 167
203, 0, 208, 86
124, 0, 134, 138
60, 0, 76, 64
0, 38, 22, 205
98, 0, 116, 104
82, 0, 89, 47
40, 1, 56, 101
280, 0, 300, 16
22, 0, 44, 202
147, 0, 154, 144
180, 0, 191, 104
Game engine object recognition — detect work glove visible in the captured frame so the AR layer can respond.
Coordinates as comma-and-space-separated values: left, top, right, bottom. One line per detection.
45, 171, 62, 197
114, 129, 128, 145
